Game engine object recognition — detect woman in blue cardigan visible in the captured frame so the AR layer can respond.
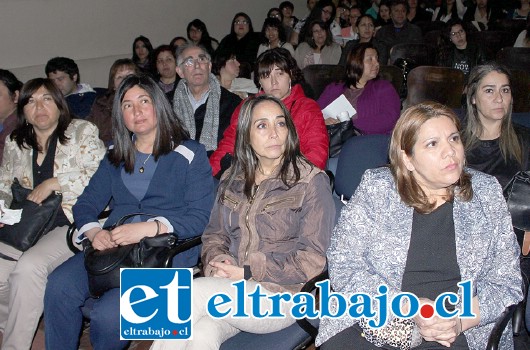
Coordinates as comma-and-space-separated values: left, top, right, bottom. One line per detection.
43, 74, 215, 350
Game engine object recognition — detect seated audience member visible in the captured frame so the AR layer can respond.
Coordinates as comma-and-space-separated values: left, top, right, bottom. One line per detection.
318, 43, 400, 134
173, 43, 241, 157
45, 57, 97, 119
212, 52, 257, 99
509, 0, 529, 19
463, 0, 503, 30
375, 0, 423, 64
169, 36, 188, 51
294, 20, 342, 69
337, 6, 362, 45
209, 48, 329, 177
151, 94, 334, 350
407, 0, 432, 23
257, 18, 296, 58
0, 69, 22, 164
154, 45, 179, 100
216, 13, 261, 69
316, 101, 523, 350
437, 19, 486, 83
280, 1, 299, 42
376, 0, 392, 27
187, 19, 219, 57
43, 75, 214, 350
0, 78, 105, 350
131, 35, 155, 76
432, 0, 466, 22
291, 0, 336, 46
339, 14, 377, 66
514, 17, 530, 47
87, 59, 139, 145
464, 63, 530, 189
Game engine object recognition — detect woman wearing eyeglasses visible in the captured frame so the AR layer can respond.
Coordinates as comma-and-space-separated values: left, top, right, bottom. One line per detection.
215, 13, 261, 71
186, 19, 219, 57
437, 19, 486, 84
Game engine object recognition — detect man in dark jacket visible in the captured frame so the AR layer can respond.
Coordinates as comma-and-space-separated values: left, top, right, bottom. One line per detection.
173, 44, 241, 157
375, 0, 423, 64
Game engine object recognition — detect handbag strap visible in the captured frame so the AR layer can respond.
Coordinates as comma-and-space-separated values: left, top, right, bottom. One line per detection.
115, 213, 160, 226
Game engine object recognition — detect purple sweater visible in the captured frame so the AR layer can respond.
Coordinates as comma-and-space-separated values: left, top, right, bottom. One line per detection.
317, 79, 401, 135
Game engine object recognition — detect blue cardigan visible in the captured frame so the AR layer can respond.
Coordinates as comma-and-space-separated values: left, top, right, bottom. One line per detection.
73, 139, 215, 267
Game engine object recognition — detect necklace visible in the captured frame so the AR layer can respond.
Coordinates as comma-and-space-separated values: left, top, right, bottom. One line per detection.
139, 153, 152, 173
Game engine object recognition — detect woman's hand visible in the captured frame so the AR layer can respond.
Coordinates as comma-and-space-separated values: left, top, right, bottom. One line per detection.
209, 260, 244, 280
110, 221, 163, 246
91, 229, 116, 251
413, 298, 460, 347
325, 117, 339, 125
27, 178, 61, 204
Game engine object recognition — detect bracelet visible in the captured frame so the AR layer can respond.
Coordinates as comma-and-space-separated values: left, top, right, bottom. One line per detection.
154, 220, 160, 236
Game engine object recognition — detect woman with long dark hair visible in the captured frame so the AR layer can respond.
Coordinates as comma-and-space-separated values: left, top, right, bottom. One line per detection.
131, 35, 155, 75
152, 94, 334, 350
44, 75, 215, 350
186, 19, 219, 56
0, 78, 105, 350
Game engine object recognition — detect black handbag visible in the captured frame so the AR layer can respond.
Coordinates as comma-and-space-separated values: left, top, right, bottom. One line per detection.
83, 213, 179, 298
503, 171, 530, 255
0, 178, 62, 252
327, 121, 361, 158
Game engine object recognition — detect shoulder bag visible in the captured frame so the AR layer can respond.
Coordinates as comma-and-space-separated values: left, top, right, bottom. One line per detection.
503, 171, 530, 255
84, 213, 181, 297
0, 178, 62, 252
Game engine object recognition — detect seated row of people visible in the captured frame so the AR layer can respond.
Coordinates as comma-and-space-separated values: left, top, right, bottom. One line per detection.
0, 57, 528, 348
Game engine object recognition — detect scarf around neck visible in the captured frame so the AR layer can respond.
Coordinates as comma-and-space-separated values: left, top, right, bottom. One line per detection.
173, 73, 221, 151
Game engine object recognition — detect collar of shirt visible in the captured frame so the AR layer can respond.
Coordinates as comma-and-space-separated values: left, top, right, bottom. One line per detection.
184, 83, 210, 112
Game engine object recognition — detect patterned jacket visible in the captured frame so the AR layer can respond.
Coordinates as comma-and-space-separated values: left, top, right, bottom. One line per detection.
316, 167, 523, 350
0, 119, 105, 223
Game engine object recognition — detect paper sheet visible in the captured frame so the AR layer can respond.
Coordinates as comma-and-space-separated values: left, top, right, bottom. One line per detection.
322, 94, 357, 121
0, 200, 22, 225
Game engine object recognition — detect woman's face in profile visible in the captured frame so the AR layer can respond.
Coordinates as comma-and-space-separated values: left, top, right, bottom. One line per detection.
120, 85, 158, 138
259, 65, 291, 100
360, 48, 380, 82
23, 86, 61, 134
402, 115, 464, 196
473, 71, 512, 125
249, 100, 288, 165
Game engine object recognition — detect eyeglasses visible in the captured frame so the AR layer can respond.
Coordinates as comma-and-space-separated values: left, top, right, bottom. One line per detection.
189, 28, 202, 33
450, 29, 465, 37
180, 55, 210, 67
234, 20, 249, 25
269, 14, 281, 19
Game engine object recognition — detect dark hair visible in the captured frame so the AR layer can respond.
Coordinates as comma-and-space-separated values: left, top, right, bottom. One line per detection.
107, 59, 140, 91
255, 47, 304, 86
279, 1, 294, 11
356, 13, 376, 28
212, 51, 235, 76
464, 63, 522, 167
344, 42, 378, 87
389, 102, 472, 213
299, 0, 336, 43
390, 0, 409, 13
169, 36, 188, 50
153, 44, 176, 78
45, 57, 80, 83
267, 7, 284, 22
0, 69, 23, 99
220, 95, 308, 200
11, 78, 71, 151
186, 19, 218, 56
230, 12, 254, 36
437, 0, 458, 19
306, 20, 333, 49
261, 17, 287, 44
110, 74, 189, 173
131, 36, 154, 65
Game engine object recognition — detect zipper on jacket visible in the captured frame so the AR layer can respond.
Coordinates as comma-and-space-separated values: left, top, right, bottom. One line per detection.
262, 197, 295, 212
244, 185, 259, 261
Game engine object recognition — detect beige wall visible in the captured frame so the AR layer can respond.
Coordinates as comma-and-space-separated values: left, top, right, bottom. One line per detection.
1, 0, 308, 87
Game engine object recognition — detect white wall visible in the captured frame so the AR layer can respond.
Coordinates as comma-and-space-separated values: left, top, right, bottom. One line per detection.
1, 0, 307, 87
